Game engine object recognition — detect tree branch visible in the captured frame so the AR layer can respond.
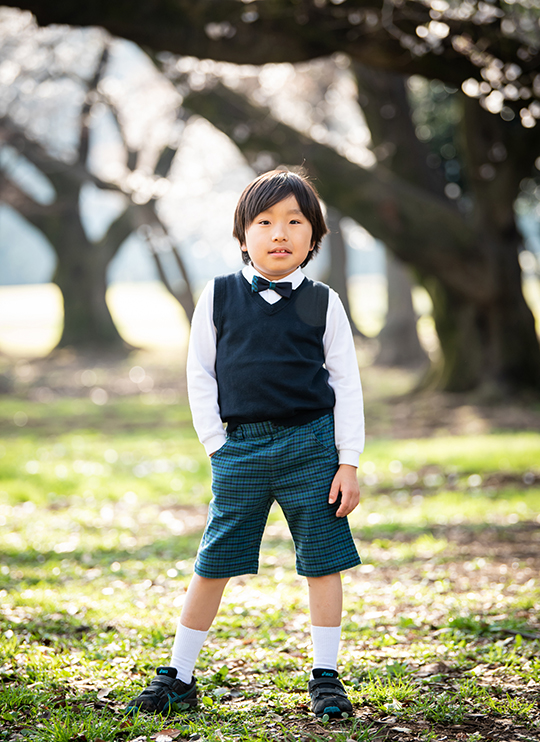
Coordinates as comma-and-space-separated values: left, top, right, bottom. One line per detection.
0, 171, 50, 232
6, 0, 539, 92
96, 202, 134, 261
183, 83, 494, 301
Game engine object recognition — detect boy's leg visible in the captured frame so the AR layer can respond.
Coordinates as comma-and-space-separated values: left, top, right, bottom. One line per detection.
170, 575, 229, 682
126, 575, 228, 714
307, 572, 353, 719
180, 574, 230, 630
307, 572, 342, 671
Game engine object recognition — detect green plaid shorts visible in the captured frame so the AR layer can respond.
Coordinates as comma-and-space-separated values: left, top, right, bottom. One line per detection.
194, 414, 361, 578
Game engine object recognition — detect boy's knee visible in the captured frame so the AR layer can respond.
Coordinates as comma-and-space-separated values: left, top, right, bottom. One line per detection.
306, 572, 341, 586
193, 574, 230, 587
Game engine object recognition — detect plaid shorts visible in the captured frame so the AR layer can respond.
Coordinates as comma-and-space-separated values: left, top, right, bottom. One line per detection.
194, 414, 361, 578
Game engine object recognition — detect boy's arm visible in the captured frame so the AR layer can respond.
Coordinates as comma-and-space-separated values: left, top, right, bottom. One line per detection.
324, 291, 364, 516
186, 280, 226, 456
324, 290, 365, 467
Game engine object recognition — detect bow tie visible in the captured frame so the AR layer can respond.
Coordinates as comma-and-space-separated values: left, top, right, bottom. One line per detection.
251, 275, 293, 299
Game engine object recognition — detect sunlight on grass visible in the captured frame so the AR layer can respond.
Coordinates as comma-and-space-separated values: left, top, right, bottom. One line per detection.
0, 284, 63, 356
1, 397, 540, 740
0, 282, 190, 357
364, 433, 540, 475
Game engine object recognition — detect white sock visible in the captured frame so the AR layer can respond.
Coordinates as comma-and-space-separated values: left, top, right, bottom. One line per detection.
311, 624, 341, 674
170, 622, 208, 684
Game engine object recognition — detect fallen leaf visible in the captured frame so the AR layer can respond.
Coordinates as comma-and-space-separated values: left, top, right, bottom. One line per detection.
152, 731, 183, 740
97, 687, 112, 700
212, 686, 230, 698
415, 661, 450, 677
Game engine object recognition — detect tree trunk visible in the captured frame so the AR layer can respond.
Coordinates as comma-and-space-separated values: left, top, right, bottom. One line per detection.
429, 93, 540, 394
322, 207, 363, 337
44, 184, 128, 350
376, 249, 427, 368
53, 246, 123, 349
422, 266, 540, 394
353, 64, 434, 368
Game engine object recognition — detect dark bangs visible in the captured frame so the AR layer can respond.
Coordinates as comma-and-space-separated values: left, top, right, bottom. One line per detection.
233, 169, 328, 267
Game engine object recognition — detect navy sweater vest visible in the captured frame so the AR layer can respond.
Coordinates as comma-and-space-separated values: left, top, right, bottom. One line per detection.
213, 272, 335, 427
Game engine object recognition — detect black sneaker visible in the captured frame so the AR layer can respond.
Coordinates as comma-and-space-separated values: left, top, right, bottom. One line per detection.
125, 666, 197, 715
308, 668, 353, 719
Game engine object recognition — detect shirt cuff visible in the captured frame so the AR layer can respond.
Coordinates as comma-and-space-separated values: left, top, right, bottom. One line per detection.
203, 433, 227, 457
338, 449, 360, 467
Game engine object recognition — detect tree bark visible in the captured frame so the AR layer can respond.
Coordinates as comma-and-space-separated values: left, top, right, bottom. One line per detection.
51, 203, 126, 349
420, 94, 540, 393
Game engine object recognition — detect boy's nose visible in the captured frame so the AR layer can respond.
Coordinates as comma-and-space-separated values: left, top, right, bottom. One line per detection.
272, 227, 288, 241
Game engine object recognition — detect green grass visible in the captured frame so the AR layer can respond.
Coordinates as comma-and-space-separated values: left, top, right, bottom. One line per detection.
364, 433, 540, 475
1, 396, 540, 741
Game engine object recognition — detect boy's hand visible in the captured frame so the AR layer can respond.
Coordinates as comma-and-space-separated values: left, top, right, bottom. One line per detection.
329, 464, 360, 517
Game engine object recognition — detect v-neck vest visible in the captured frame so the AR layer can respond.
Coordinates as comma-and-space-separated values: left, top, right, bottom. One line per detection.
213, 271, 335, 427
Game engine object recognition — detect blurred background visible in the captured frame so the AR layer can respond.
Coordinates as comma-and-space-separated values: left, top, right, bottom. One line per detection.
1, 2, 539, 398
1, 4, 540, 739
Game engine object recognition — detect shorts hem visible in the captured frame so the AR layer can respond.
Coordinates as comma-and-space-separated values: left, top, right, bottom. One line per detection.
194, 565, 259, 579
296, 557, 362, 578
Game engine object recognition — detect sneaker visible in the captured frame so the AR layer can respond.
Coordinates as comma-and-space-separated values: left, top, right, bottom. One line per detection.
125, 666, 197, 715
308, 668, 353, 719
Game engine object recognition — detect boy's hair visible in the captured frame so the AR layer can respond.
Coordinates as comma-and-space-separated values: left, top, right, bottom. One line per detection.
233, 169, 328, 268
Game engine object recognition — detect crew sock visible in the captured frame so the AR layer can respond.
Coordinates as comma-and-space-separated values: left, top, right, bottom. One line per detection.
310, 624, 341, 677
170, 622, 208, 684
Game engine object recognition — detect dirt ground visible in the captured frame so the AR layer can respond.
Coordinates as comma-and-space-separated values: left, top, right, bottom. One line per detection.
3, 347, 540, 439
2, 350, 540, 741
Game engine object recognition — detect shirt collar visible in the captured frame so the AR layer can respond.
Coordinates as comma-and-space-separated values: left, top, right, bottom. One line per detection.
242, 265, 305, 291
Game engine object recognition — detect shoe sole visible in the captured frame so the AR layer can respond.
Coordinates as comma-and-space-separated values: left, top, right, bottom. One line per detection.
125, 692, 198, 715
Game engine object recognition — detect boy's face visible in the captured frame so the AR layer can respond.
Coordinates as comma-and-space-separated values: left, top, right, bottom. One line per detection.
241, 194, 313, 281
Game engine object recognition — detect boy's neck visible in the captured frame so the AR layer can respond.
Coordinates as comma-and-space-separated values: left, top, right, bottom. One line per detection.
248, 265, 303, 282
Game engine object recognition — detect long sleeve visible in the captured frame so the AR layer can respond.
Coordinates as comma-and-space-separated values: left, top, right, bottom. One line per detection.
186, 280, 226, 456
187, 275, 365, 464
324, 290, 365, 467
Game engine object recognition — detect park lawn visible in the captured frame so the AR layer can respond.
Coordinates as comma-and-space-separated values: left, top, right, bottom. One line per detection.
1, 397, 540, 742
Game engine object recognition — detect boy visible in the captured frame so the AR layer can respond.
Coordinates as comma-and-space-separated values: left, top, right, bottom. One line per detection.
127, 169, 364, 719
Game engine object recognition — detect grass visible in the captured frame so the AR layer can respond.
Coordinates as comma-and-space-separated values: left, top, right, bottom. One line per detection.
1, 394, 540, 741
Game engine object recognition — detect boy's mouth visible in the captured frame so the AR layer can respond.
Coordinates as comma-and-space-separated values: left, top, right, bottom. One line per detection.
269, 248, 292, 254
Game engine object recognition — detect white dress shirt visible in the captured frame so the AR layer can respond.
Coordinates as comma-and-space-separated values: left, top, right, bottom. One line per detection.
186, 266, 365, 467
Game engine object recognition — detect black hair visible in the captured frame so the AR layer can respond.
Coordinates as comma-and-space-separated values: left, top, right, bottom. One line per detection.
233, 169, 328, 267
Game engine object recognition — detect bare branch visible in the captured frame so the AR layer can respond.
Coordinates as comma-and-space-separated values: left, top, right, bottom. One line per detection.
96, 202, 135, 261
78, 43, 110, 166
0, 171, 50, 232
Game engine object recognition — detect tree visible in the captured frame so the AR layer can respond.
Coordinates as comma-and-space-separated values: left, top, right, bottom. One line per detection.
0, 47, 131, 350
0, 24, 196, 351
376, 249, 428, 368
4, 2, 540, 389
181, 78, 540, 392
6, 2, 540, 101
